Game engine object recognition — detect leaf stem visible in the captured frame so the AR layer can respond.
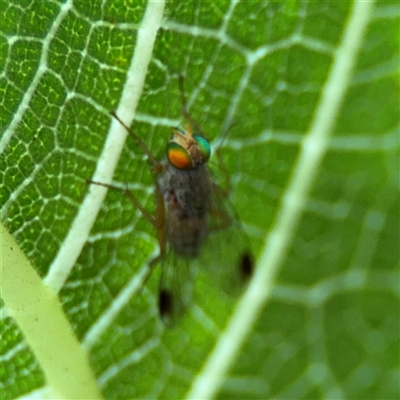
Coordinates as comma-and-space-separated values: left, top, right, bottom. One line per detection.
1, 223, 103, 399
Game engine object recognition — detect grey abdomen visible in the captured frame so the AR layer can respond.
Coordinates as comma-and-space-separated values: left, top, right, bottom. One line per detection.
158, 164, 212, 257
168, 216, 208, 257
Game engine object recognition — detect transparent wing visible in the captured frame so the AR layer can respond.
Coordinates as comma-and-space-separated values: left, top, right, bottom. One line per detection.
200, 182, 254, 296
157, 173, 253, 326
158, 250, 196, 327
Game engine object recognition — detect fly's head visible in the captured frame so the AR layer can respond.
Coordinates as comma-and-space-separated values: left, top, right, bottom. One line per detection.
166, 124, 211, 170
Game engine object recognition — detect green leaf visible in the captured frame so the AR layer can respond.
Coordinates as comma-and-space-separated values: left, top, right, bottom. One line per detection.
1, 1, 399, 399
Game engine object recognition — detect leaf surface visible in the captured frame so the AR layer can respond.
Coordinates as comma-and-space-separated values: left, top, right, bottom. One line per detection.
1, 1, 399, 399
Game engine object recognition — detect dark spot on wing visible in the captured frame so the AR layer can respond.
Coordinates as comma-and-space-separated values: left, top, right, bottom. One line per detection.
240, 251, 253, 280
159, 289, 173, 320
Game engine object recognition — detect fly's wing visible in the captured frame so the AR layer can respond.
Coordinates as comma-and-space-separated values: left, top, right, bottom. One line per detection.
200, 183, 254, 296
158, 250, 195, 327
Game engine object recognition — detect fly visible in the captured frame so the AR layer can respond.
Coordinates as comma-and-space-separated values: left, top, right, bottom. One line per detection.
88, 76, 253, 326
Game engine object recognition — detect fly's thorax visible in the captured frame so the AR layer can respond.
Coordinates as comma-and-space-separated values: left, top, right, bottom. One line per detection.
157, 163, 212, 257
158, 163, 212, 218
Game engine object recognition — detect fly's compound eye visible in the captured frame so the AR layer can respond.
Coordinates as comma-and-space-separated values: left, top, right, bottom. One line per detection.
166, 134, 211, 170
193, 134, 211, 163
166, 142, 193, 170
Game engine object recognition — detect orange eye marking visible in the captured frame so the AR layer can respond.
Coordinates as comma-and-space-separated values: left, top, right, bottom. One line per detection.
168, 146, 191, 169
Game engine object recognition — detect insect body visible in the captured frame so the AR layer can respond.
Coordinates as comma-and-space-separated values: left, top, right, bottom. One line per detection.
151, 126, 214, 324
159, 126, 211, 258
88, 80, 253, 326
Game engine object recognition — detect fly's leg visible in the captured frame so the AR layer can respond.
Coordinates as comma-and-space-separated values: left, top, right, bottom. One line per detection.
153, 182, 167, 259
107, 110, 167, 256
178, 75, 233, 194
142, 183, 166, 275
87, 112, 167, 274
86, 179, 156, 227
109, 111, 161, 171
87, 178, 167, 278
178, 74, 208, 138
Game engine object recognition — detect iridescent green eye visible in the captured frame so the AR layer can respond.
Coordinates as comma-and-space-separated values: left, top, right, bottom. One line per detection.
166, 142, 193, 170
193, 134, 211, 163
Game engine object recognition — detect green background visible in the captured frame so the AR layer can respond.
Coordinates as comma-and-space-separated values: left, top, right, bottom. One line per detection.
1, 1, 399, 399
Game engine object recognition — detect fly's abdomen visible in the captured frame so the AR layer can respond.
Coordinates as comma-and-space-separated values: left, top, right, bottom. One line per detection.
167, 214, 208, 257
159, 164, 211, 257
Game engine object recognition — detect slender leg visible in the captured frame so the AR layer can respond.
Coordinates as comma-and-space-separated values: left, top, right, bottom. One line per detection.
178, 75, 232, 193
88, 113, 172, 314
90, 110, 166, 229
87, 178, 168, 282
178, 74, 207, 137
87, 179, 157, 227
109, 111, 161, 169
178, 75, 234, 226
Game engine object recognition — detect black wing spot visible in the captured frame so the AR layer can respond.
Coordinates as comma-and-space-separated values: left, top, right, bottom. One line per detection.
240, 251, 253, 280
159, 289, 173, 320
